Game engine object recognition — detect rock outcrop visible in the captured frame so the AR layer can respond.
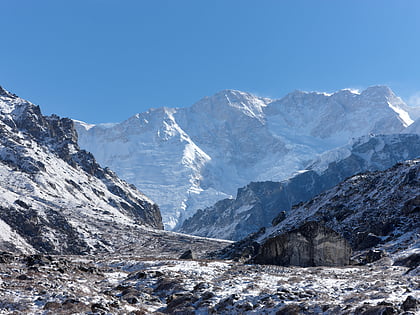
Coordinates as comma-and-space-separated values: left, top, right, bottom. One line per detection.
253, 222, 351, 267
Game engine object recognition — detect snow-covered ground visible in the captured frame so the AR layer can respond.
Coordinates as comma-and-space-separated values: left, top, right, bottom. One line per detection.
0, 253, 417, 314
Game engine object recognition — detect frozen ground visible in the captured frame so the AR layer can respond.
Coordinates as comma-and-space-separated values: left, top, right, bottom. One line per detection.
0, 252, 418, 314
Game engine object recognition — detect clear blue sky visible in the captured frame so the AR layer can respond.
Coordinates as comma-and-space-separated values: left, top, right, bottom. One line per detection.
1, 0, 420, 123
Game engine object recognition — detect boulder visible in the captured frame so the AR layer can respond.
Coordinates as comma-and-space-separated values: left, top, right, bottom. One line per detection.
254, 221, 351, 267
179, 249, 195, 260
401, 295, 419, 312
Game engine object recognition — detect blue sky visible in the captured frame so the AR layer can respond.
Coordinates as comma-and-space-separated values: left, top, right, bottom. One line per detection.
1, 0, 420, 123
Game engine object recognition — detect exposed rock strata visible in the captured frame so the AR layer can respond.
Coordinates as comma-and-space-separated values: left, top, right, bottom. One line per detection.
253, 222, 352, 267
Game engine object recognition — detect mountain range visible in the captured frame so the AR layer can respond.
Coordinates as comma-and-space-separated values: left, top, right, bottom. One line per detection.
75, 86, 420, 229
0, 84, 418, 314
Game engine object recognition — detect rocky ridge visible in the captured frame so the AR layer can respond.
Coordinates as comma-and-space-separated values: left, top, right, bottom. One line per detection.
217, 159, 420, 267
179, 134, 420, 240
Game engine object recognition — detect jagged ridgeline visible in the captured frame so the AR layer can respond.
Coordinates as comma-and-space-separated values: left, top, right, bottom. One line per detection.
0, 86, 163, 254
179, 134, 420, 240
75, 86, 420, 230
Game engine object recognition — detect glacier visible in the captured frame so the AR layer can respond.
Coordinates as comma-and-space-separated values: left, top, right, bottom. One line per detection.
75, 86, 419, 229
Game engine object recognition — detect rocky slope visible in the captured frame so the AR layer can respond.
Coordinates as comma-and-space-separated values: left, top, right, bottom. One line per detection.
0, 86, 230, 256
218, 159, 420, 267
0, 252, 418, 314
178, 134, 420, 240
75, 86, 417, 229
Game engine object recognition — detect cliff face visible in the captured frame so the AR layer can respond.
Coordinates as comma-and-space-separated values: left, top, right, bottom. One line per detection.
253, 222, 352, 267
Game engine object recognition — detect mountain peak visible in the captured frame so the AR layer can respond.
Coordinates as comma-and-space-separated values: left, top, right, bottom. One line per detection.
360, 85, 394, 98
190, 89, 270, 122
0, 85, 17, 99
214, 89, 245, 96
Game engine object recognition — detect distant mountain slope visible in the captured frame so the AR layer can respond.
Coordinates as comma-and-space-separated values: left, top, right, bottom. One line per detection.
260, 159, 420, 253
218, 159, 420, 264
0, 86, 164, 254
178, 134, 420, 240
405, 117, 420, 134
75, 86, 417, 229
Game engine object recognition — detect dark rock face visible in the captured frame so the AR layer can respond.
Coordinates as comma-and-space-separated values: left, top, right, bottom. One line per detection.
7, 101, 163, 229
179, 134, 420, 241
179, 249, 195, 259
401, 295, 419, 312
0, 86, 164, 254
394, 253, 420, 269
0, 206, 90, 254
253, 222, 352, 267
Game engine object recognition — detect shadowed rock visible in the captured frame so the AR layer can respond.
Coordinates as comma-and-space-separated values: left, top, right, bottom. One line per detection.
254, 221, 351, 267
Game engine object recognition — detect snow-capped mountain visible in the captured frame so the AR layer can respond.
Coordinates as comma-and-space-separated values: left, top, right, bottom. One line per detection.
0, 86, 165, 254
75, 86, 418, 229
178, 134, 420, 240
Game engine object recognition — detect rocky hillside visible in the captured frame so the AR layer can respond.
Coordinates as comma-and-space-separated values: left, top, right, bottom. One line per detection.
0, 86, 231, 256
178, 134, 420, 240
218, 159, 419, 266
75, 86, 418, 229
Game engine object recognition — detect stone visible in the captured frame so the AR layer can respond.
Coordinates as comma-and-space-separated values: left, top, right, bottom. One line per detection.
401, 296, 419, 312
91, 302, 109, 312
165, 294, 197, 313
0, 251, 14, 263
364, 250, 386, 264
179, 249, 195, 259
356, 305, 398, 315
275, 304, 302, 315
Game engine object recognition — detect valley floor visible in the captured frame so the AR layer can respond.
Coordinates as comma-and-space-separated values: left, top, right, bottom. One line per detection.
0, 252, 418, 314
